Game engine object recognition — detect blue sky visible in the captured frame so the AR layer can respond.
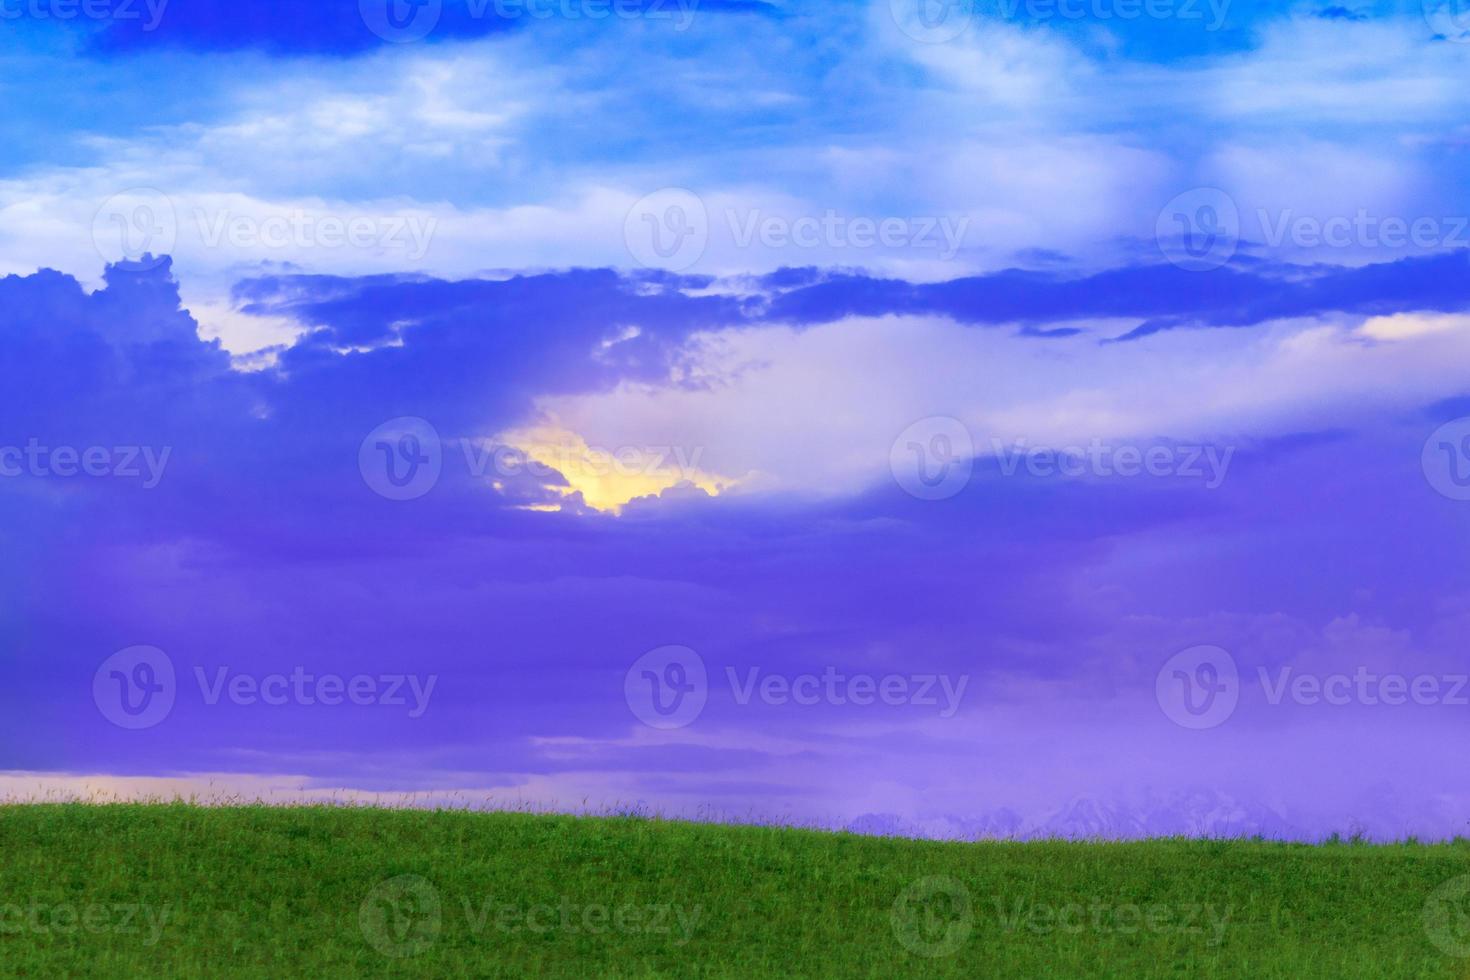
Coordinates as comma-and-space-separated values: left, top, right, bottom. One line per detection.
7, 0, 1470, 322
5, 0, 1470, 839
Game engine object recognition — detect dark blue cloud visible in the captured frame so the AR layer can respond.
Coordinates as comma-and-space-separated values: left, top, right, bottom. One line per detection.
969, 0, 1267, 62
20, 0, 1376, 65
1316, 5, 1369, 21
759, 251, 1470, 339
81, 0, 780, 56
2, 259, 1467, 845
92, 0, 516, 55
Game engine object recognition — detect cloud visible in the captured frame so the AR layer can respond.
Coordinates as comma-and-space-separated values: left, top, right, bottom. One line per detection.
2, 258, 1468, 841
8, 0, 1470, 845
757, 251, 1470, 336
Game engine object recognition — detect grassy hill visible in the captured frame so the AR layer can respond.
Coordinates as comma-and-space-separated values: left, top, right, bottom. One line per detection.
1, 803, 1469, 977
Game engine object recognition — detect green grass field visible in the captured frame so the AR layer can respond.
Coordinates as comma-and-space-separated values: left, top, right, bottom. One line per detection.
3, 804, 1470, 977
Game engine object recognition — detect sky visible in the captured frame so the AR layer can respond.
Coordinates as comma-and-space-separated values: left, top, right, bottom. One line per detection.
3, 0, 1470, 840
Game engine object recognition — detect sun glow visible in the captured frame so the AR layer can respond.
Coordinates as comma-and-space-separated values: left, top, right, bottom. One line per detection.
498, 424, 730, 514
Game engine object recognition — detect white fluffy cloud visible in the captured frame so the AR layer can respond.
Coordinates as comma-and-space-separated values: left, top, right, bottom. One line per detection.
3, 6, 1470, 354
531, 309, 1470, 497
